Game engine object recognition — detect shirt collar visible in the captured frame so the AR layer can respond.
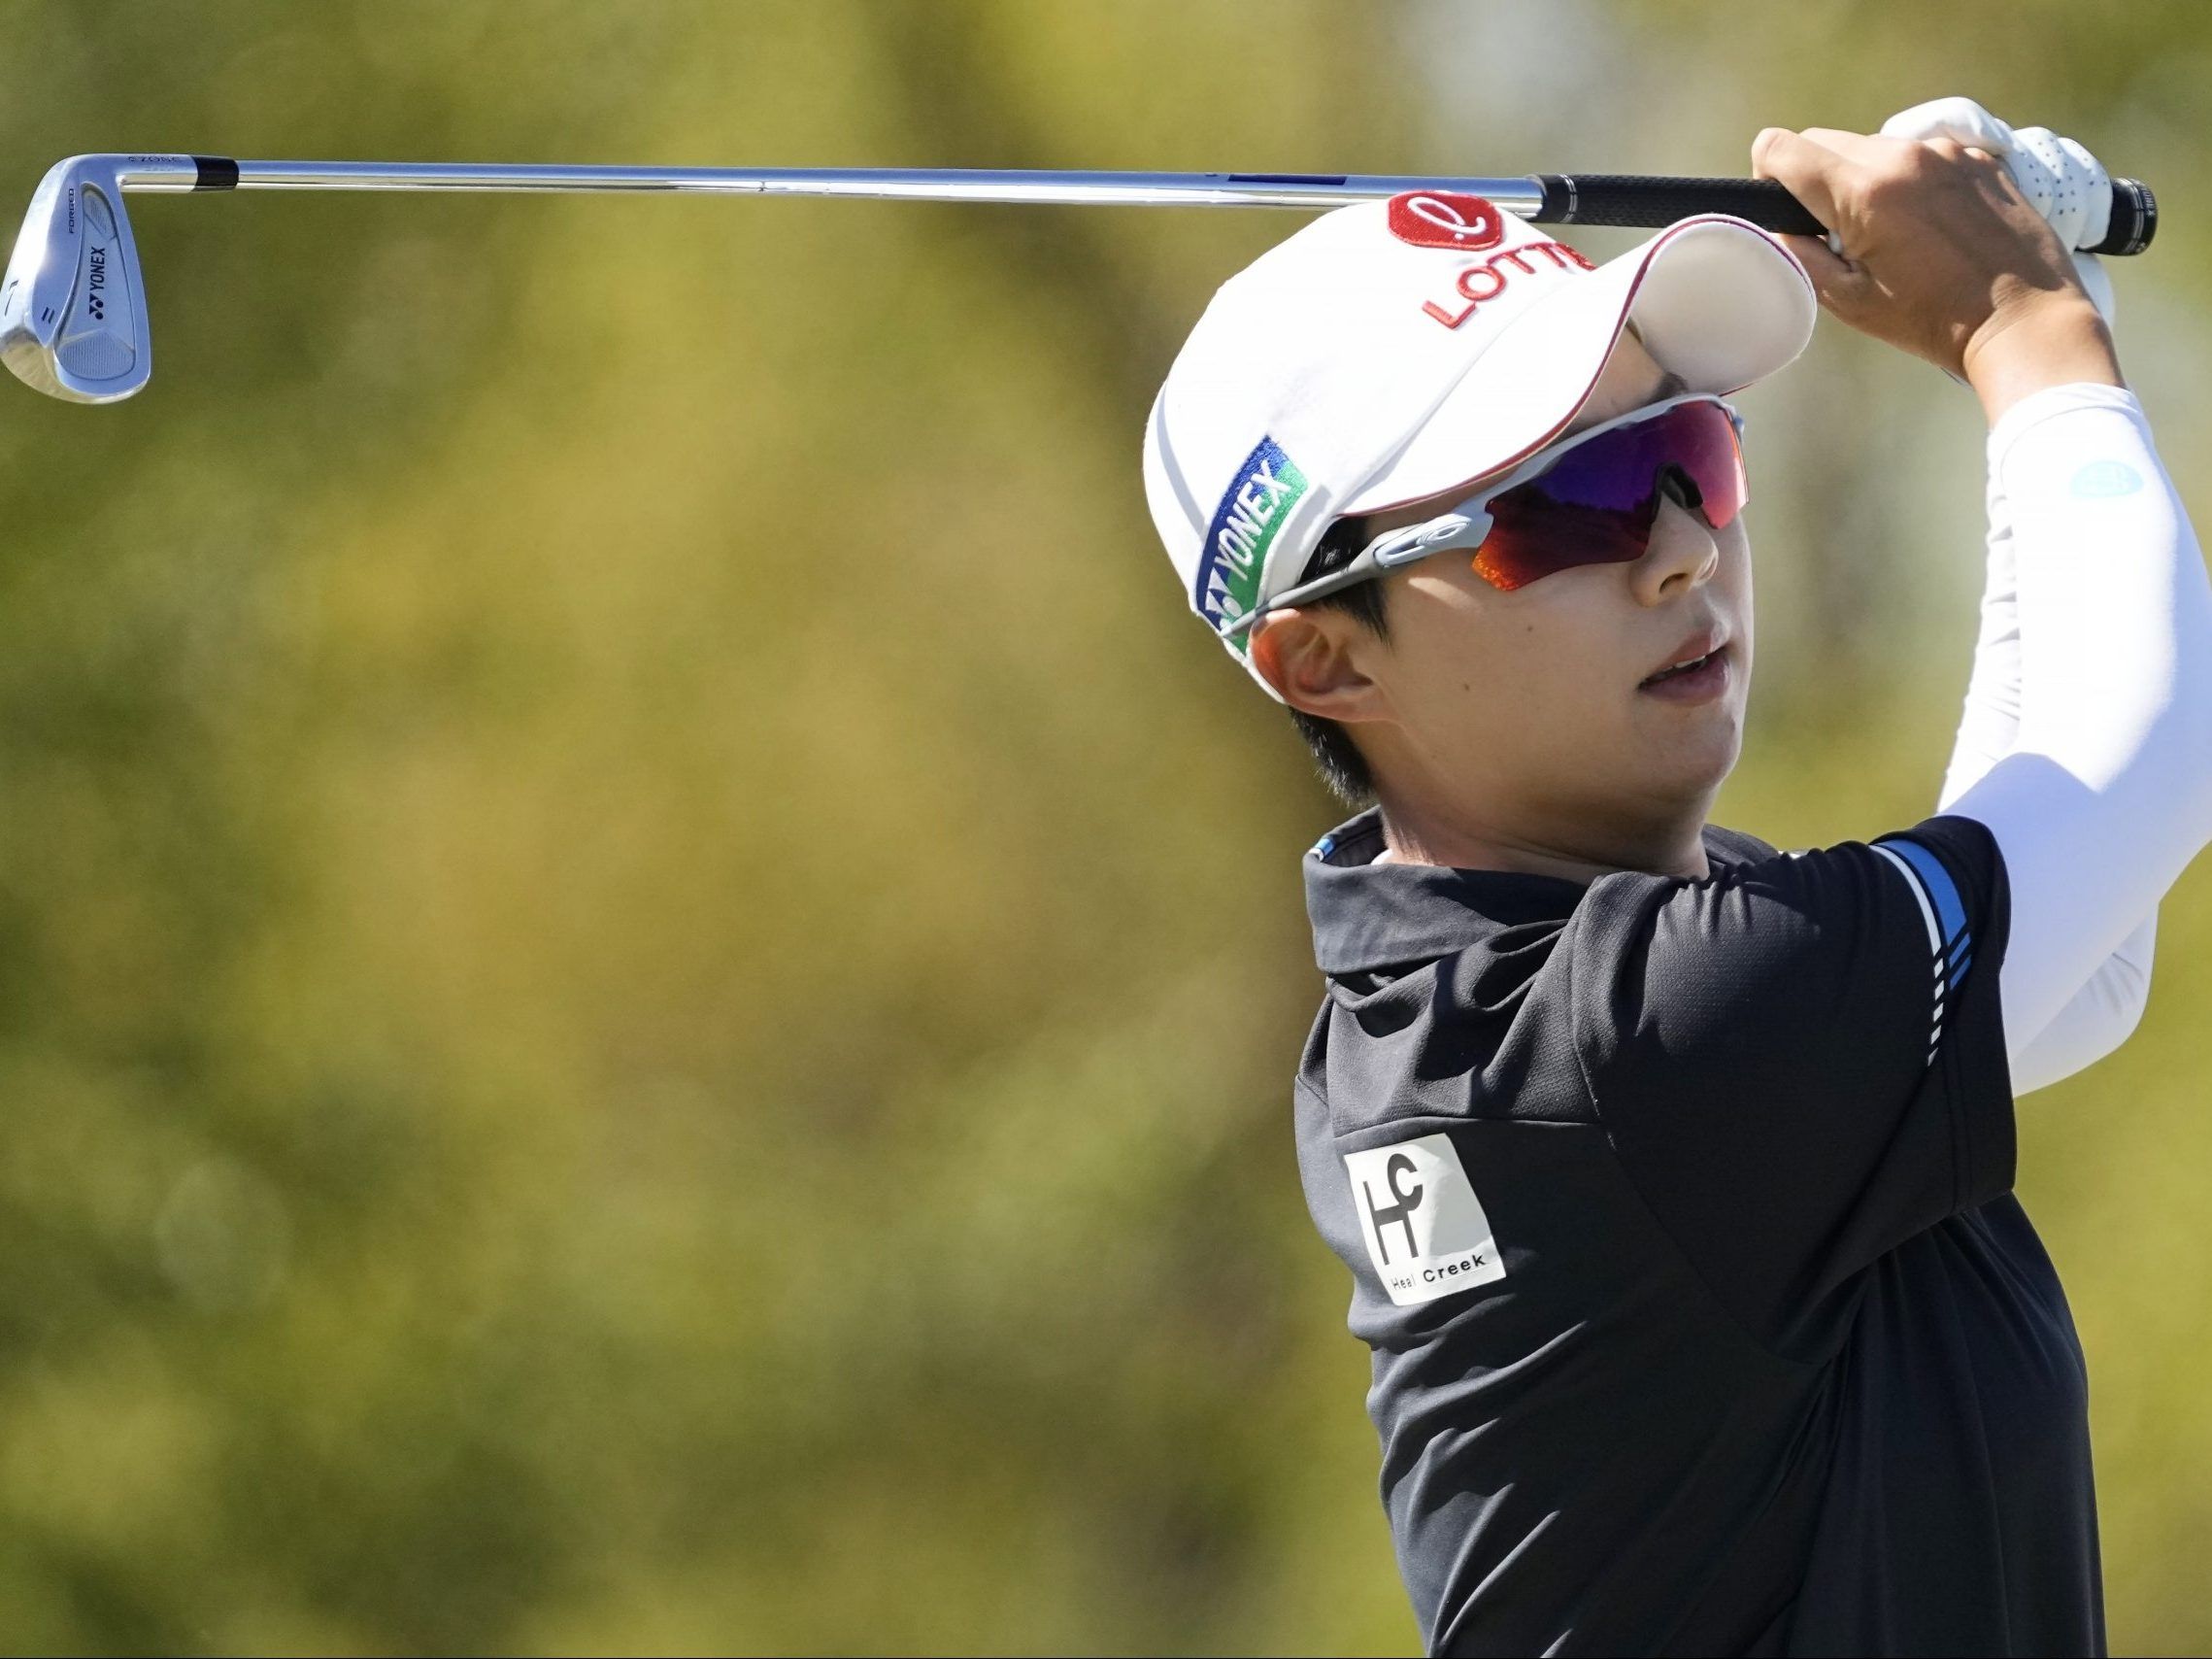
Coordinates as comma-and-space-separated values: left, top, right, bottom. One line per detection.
1303, 807, 1760, 976
1303, 808, 1592, 975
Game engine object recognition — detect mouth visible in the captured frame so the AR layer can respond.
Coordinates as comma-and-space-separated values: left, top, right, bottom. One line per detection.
1638, 631, 1732, 700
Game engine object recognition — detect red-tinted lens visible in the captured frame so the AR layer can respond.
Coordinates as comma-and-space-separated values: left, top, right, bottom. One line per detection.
1471, 401, 1747, 592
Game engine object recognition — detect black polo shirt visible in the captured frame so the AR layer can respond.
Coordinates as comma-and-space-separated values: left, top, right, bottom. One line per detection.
1294, 809, 2099, 1656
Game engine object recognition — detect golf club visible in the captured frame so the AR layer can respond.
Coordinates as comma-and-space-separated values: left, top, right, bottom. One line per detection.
0, 152, 2160, 405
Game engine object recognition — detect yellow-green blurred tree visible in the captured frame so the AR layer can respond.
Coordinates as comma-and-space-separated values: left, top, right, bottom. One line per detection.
0, 3, 2207, 1653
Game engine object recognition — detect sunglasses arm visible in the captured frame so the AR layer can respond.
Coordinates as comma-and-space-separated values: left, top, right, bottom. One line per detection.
1218, 514, 1486, 641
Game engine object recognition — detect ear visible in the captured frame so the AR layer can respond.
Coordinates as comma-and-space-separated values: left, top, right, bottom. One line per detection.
1250, 607, 1391, 725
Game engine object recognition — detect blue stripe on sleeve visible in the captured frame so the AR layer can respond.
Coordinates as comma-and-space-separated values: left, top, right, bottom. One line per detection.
1880, 835, 1973, 989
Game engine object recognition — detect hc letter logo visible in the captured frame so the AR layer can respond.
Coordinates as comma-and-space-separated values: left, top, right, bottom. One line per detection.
1342, 1133, 1506, 1307
1359, 1153, 1424, 1267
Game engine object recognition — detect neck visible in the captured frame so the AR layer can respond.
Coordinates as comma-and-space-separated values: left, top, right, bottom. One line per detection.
1371, 785, 1713, 883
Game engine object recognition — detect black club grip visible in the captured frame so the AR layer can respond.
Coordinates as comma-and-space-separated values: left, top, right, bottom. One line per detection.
1533, 172, 2157, 256
1535, 175, 1827, 237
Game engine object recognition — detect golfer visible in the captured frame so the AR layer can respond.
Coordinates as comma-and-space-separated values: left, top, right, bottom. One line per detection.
1142, 99, 2212, 1657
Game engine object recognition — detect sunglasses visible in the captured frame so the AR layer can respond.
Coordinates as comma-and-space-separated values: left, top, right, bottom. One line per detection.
1225, 393, 1747, 635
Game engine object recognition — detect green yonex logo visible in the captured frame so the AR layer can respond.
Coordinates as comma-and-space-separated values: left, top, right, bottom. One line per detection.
1194, 436, 1309, 653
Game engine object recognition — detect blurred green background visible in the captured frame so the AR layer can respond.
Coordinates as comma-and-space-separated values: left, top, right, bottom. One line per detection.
1, 1, 2208, 1651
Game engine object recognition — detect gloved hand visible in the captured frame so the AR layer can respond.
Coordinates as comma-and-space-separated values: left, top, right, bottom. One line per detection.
1879, 96, 2116, 324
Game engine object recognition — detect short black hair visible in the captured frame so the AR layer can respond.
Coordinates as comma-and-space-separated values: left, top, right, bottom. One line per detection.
1282, 516, 1390, 804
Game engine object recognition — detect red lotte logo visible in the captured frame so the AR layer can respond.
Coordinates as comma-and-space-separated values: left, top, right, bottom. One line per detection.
1418, 239, 1596, 330
1386, 191, 1504, 251
1386, 191, 1594, 329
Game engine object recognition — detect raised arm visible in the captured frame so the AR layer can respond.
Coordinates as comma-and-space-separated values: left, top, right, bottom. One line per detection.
1938, 456, 2159, 1092
1754, 125, 2212, 1062
1883, 101, 2161, 1095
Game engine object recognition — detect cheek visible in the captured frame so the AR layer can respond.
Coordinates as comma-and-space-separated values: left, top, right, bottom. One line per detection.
1719, 525, 1755, 655
1389, 567, 1620, 729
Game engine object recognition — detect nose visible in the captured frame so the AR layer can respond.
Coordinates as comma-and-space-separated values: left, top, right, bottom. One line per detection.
1628, 496, 1720, 607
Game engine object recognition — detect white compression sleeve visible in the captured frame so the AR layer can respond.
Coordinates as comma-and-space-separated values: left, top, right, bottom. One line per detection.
1946, 384, 2212, 1051
1938, 466, 2026, 808
1937, 431, 2160, 1094
2004, 922, 2155, 1091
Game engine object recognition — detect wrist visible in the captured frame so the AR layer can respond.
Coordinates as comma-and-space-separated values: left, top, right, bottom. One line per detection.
1963, 292, 2123, 425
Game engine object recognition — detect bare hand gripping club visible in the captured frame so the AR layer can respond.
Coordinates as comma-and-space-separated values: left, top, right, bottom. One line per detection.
0, 153, 2160, 405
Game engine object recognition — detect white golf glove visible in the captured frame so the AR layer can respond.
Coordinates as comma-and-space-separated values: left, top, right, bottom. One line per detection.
1878, 96, 2117, 324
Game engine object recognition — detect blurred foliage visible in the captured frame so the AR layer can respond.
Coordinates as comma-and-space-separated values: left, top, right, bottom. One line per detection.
0, 1, 2208, 1652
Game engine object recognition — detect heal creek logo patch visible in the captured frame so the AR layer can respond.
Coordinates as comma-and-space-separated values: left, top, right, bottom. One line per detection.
1343, 1133, 1505, 1306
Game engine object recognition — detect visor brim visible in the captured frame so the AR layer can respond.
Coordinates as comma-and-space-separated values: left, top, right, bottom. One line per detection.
1342, 215, 1816, 516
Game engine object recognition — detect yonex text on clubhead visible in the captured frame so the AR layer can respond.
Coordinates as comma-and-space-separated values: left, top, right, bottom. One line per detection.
4, 156, 156, 403
0, 152, 2160, 405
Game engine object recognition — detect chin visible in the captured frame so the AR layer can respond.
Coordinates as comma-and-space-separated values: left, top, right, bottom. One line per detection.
1643, 721, 1743, 807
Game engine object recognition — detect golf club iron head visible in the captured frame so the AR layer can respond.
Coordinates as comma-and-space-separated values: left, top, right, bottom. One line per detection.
0, 155, 157, 404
